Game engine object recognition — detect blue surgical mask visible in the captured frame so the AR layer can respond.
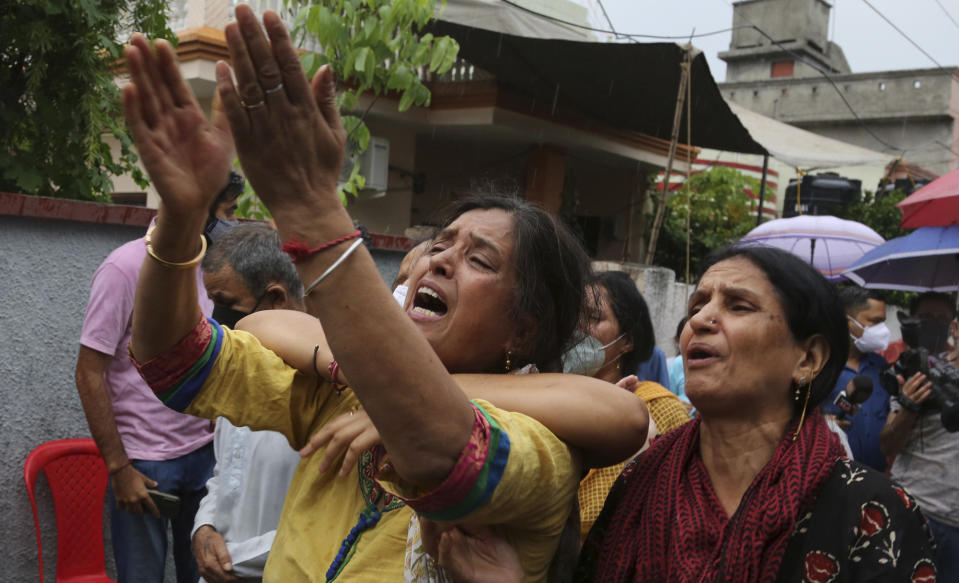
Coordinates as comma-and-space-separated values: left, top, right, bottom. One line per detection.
562, 331, 627, 376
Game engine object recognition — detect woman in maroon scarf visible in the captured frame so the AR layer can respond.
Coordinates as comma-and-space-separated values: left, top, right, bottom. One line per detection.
573, 245, 937, 582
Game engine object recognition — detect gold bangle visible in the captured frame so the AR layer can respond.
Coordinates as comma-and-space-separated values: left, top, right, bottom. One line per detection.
144, 225, 207, 269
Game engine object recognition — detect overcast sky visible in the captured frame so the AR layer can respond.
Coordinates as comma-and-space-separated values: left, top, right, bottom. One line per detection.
579, 0, 959, 81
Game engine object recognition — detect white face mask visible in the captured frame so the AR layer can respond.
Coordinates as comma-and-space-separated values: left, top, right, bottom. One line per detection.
562, 331, 627, 376
849, 317, 891, 353
393, 284, 408, 307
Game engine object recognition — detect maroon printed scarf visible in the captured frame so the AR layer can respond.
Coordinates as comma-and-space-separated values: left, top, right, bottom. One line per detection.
587, 410, 845, 582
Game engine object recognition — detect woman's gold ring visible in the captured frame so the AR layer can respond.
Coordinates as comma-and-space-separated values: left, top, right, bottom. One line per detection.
241, 99, 265, 110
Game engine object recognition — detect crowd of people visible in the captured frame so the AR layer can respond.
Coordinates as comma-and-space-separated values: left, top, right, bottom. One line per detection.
72, 6, 955, 582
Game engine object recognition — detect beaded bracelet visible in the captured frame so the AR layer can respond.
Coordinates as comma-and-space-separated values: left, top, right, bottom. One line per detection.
283, 229, 362, 263
145, 225, 207, 269
304, 238, 365, 297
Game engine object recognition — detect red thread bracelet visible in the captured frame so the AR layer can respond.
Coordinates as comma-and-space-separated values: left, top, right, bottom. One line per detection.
328, 359, 343, 385
283, 229, 362, 263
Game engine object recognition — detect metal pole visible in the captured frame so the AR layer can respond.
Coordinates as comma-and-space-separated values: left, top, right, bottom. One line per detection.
645, 46, 691, 265
756, 153, 769, 226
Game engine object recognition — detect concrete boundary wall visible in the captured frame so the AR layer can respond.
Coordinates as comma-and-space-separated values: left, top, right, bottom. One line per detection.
0, 196, 405, 582
593, 261, 694, 358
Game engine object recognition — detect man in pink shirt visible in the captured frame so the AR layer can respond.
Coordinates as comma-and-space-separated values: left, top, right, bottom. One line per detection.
75, 179, 239, 583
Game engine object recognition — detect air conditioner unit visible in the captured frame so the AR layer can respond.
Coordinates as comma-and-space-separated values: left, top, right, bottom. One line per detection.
338, 137, 390, 199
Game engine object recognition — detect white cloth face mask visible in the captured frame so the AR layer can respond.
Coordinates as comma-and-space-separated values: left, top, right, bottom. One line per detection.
849, 317, 891, 353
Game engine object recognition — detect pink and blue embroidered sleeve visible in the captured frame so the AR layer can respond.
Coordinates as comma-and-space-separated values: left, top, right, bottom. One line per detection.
378, 401, 511, 522
131, 317, 224, 413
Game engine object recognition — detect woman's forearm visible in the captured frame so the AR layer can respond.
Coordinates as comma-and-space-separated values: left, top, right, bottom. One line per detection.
130, 211, 207, 363
239, 313, 649, 469
455, 374, 649, 467
235, 310, 333, 380
233, 281, 474, 490
301, 243, 474, 488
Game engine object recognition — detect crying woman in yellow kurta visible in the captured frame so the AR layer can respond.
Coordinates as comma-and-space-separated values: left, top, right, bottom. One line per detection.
123, 6, 648, 582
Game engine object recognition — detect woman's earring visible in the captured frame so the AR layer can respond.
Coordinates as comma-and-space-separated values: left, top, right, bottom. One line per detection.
793, 378, 805, 402
792, 377, 812, 441
504, 350, 512, 373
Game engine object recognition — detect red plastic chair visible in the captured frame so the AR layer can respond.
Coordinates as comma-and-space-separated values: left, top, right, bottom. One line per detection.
24, 438, 115, 583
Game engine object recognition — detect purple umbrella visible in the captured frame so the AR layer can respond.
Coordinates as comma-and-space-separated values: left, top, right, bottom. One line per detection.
843, 226, 959, 291
738, 215, 885, 281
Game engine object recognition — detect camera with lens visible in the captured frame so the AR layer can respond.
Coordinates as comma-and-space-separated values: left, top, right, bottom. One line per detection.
880, 312, 959, 432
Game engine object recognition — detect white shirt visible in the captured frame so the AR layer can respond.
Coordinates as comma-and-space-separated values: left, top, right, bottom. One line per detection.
193, 417, 301, 581
825, 415, 855, 459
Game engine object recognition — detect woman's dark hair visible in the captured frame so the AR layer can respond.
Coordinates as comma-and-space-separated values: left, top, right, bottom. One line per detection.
674, 316, 688, 344
443, 195, 591, 372
591, 271, 656, 374
699, 246, 848, 413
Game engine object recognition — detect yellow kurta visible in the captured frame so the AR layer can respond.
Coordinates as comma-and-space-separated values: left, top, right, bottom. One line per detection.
577, 381, 690, 540
178, 327, 580, 582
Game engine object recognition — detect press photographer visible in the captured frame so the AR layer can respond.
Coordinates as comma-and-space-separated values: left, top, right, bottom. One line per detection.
879, 292, 959, 579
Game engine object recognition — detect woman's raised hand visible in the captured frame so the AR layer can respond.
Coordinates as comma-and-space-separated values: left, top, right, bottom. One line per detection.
123, 35, 234, 218
216, 5, 347, 223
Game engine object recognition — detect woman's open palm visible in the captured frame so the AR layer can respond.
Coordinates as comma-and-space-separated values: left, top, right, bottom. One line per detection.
123, 34, 233, 216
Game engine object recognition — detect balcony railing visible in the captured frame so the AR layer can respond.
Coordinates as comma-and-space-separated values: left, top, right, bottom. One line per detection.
164, 0, 490, 82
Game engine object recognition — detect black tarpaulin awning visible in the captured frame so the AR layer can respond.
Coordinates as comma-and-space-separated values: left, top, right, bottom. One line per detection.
427, 20, 767, 156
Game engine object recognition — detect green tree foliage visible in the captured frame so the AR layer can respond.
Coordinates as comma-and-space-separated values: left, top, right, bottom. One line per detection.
1, 1, 174, 201
290, 0, 458, 201
835, 189, 914, 307
655, 166, 760, 281
835, 189, 911, 241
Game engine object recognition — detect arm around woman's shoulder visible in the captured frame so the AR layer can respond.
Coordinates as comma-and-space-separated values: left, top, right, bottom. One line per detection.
235, 317, 651, 469
133, 316, 335, 448
455, 373, 649, 468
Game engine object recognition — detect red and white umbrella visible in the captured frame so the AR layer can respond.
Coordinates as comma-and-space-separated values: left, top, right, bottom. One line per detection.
898, 167, 959, 229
